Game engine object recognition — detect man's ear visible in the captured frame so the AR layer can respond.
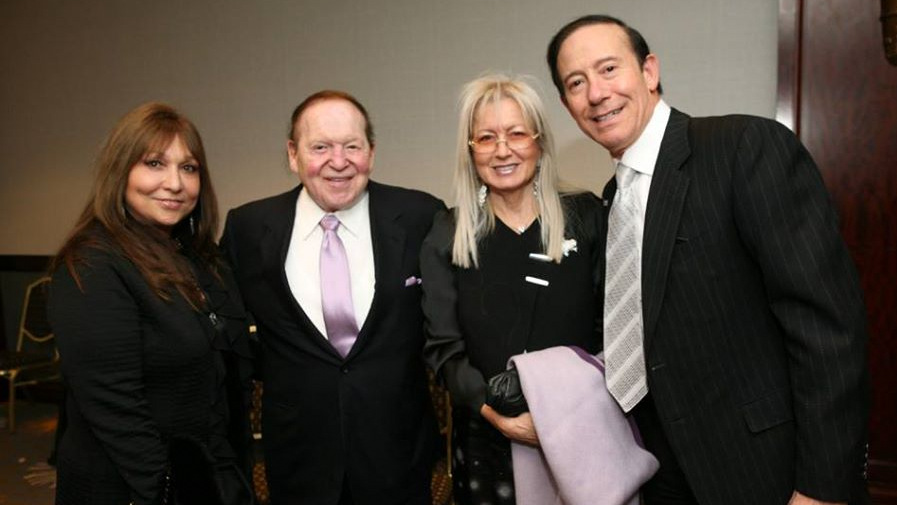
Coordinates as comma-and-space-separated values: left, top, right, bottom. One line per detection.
642, 53, 660, 93
286, 140, 300, 175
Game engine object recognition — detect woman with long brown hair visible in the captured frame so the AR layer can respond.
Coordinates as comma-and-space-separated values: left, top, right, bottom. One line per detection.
48, 102, 254, 505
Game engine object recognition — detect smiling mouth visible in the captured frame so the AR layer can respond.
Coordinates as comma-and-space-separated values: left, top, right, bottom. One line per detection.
156, 199, 185, 210
592, 108, 622, 122
492, 164, 517, 175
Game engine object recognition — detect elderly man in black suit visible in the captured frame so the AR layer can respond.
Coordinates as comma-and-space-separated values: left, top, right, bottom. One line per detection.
547, 14, 869, 505
221, 90, 444, 505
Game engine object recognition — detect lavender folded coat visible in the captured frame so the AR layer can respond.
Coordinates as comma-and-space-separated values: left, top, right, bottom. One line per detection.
509, 346, 659, 505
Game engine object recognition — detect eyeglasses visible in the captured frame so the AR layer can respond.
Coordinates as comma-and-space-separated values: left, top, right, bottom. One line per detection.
468, 131, 540, 153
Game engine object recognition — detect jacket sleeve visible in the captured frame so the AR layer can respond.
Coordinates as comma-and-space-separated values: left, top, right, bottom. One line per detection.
219, 209, 240, 275
219, 208, 264, 378
564, 191, 606, 339
420, 210, 486, 413
732, 118, 869, 501
49, 254, 168, 505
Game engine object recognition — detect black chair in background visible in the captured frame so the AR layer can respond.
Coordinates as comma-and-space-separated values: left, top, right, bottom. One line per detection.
0, 276, 60, 432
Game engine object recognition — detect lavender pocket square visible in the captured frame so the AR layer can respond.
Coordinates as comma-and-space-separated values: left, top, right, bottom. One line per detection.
404, 276, 422, 287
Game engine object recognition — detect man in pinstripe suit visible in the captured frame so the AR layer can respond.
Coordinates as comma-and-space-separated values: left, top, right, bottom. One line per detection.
547, 14, 869, 505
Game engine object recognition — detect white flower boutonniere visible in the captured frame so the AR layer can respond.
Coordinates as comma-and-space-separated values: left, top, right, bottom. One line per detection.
562, 238, 578, 257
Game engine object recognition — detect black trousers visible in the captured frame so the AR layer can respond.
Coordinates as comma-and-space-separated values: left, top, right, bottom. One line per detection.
338, 477, 354, 505
337, 473, 431, 505
632, 393, 699, 505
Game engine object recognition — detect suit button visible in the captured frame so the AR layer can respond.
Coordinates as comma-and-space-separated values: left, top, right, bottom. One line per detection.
341, 367, 349, 374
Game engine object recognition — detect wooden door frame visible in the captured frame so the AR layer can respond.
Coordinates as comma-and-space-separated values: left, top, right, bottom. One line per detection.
776, 0, 800, 134
777, 1, 897, 500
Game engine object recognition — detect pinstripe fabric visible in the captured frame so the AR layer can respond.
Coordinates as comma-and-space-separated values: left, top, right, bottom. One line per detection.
603, 110, 869, 505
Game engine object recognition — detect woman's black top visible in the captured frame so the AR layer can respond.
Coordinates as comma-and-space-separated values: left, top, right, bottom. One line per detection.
48, 226, 253, 505
421, 192, 604, 413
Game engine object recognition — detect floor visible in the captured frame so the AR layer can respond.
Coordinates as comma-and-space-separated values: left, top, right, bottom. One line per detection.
0, 401, 452, 505
0, 401, 57, 505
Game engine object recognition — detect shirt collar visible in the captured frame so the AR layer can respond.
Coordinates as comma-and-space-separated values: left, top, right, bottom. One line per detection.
334, 191, 369, 238
295, 188, 370, 240
615, 99, 671, 176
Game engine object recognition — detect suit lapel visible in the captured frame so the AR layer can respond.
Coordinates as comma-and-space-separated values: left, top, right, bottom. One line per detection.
348, 182, 406, 358
260, 187, 298, 286
641, 109, 691, 350
263, 186, 342, 359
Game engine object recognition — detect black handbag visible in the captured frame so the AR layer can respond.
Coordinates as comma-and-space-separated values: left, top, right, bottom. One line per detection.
485, 368, 529, 417
168, 435, 255, 505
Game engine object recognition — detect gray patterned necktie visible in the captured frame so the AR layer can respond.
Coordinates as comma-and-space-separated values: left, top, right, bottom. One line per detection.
604, 163, 648, 413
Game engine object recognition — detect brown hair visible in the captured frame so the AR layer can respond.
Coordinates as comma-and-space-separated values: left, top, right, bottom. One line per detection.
52, 102, 220, 308
288, 90, 375, 147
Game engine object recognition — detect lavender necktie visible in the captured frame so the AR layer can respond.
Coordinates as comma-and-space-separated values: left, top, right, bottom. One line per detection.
319, 214, 358, 357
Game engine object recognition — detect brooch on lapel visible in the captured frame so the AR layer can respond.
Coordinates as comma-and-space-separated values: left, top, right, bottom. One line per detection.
562, 238, 579, 257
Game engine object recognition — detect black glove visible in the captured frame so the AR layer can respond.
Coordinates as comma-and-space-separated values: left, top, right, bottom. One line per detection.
485, 368, 529, 417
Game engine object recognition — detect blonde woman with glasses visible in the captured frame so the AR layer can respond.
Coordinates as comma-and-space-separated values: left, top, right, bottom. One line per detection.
421, 75, 604, 505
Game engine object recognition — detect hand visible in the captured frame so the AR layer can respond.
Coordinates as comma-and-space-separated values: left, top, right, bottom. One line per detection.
479, 404, 539, 446
787, 490, 845, 505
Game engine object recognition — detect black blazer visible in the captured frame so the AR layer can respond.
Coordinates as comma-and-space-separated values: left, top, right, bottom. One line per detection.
48, 228, 253, 505
612, 109, 869, 504
220, 182, 445, 505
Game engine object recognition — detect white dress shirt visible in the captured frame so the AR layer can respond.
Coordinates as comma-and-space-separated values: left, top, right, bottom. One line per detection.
285, 189, 375, 338
614, 99, 672, 255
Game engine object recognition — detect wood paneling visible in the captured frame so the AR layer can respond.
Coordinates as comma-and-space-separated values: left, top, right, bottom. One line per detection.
776, 0, 801, 132
779, 0, 897, 500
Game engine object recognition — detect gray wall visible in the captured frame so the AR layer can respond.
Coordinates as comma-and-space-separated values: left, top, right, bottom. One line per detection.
0, 0, 777, 255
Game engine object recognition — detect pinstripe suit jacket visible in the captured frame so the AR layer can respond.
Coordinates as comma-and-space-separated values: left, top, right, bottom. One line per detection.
603, 109, 869, 504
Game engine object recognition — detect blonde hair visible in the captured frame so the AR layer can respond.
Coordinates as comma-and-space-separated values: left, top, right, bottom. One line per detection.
452, 74, 567, 268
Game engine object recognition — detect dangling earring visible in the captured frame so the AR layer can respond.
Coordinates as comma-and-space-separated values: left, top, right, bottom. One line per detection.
533, 163, 542, 199
477, 184, 488, 208
189, 201, 202, 236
